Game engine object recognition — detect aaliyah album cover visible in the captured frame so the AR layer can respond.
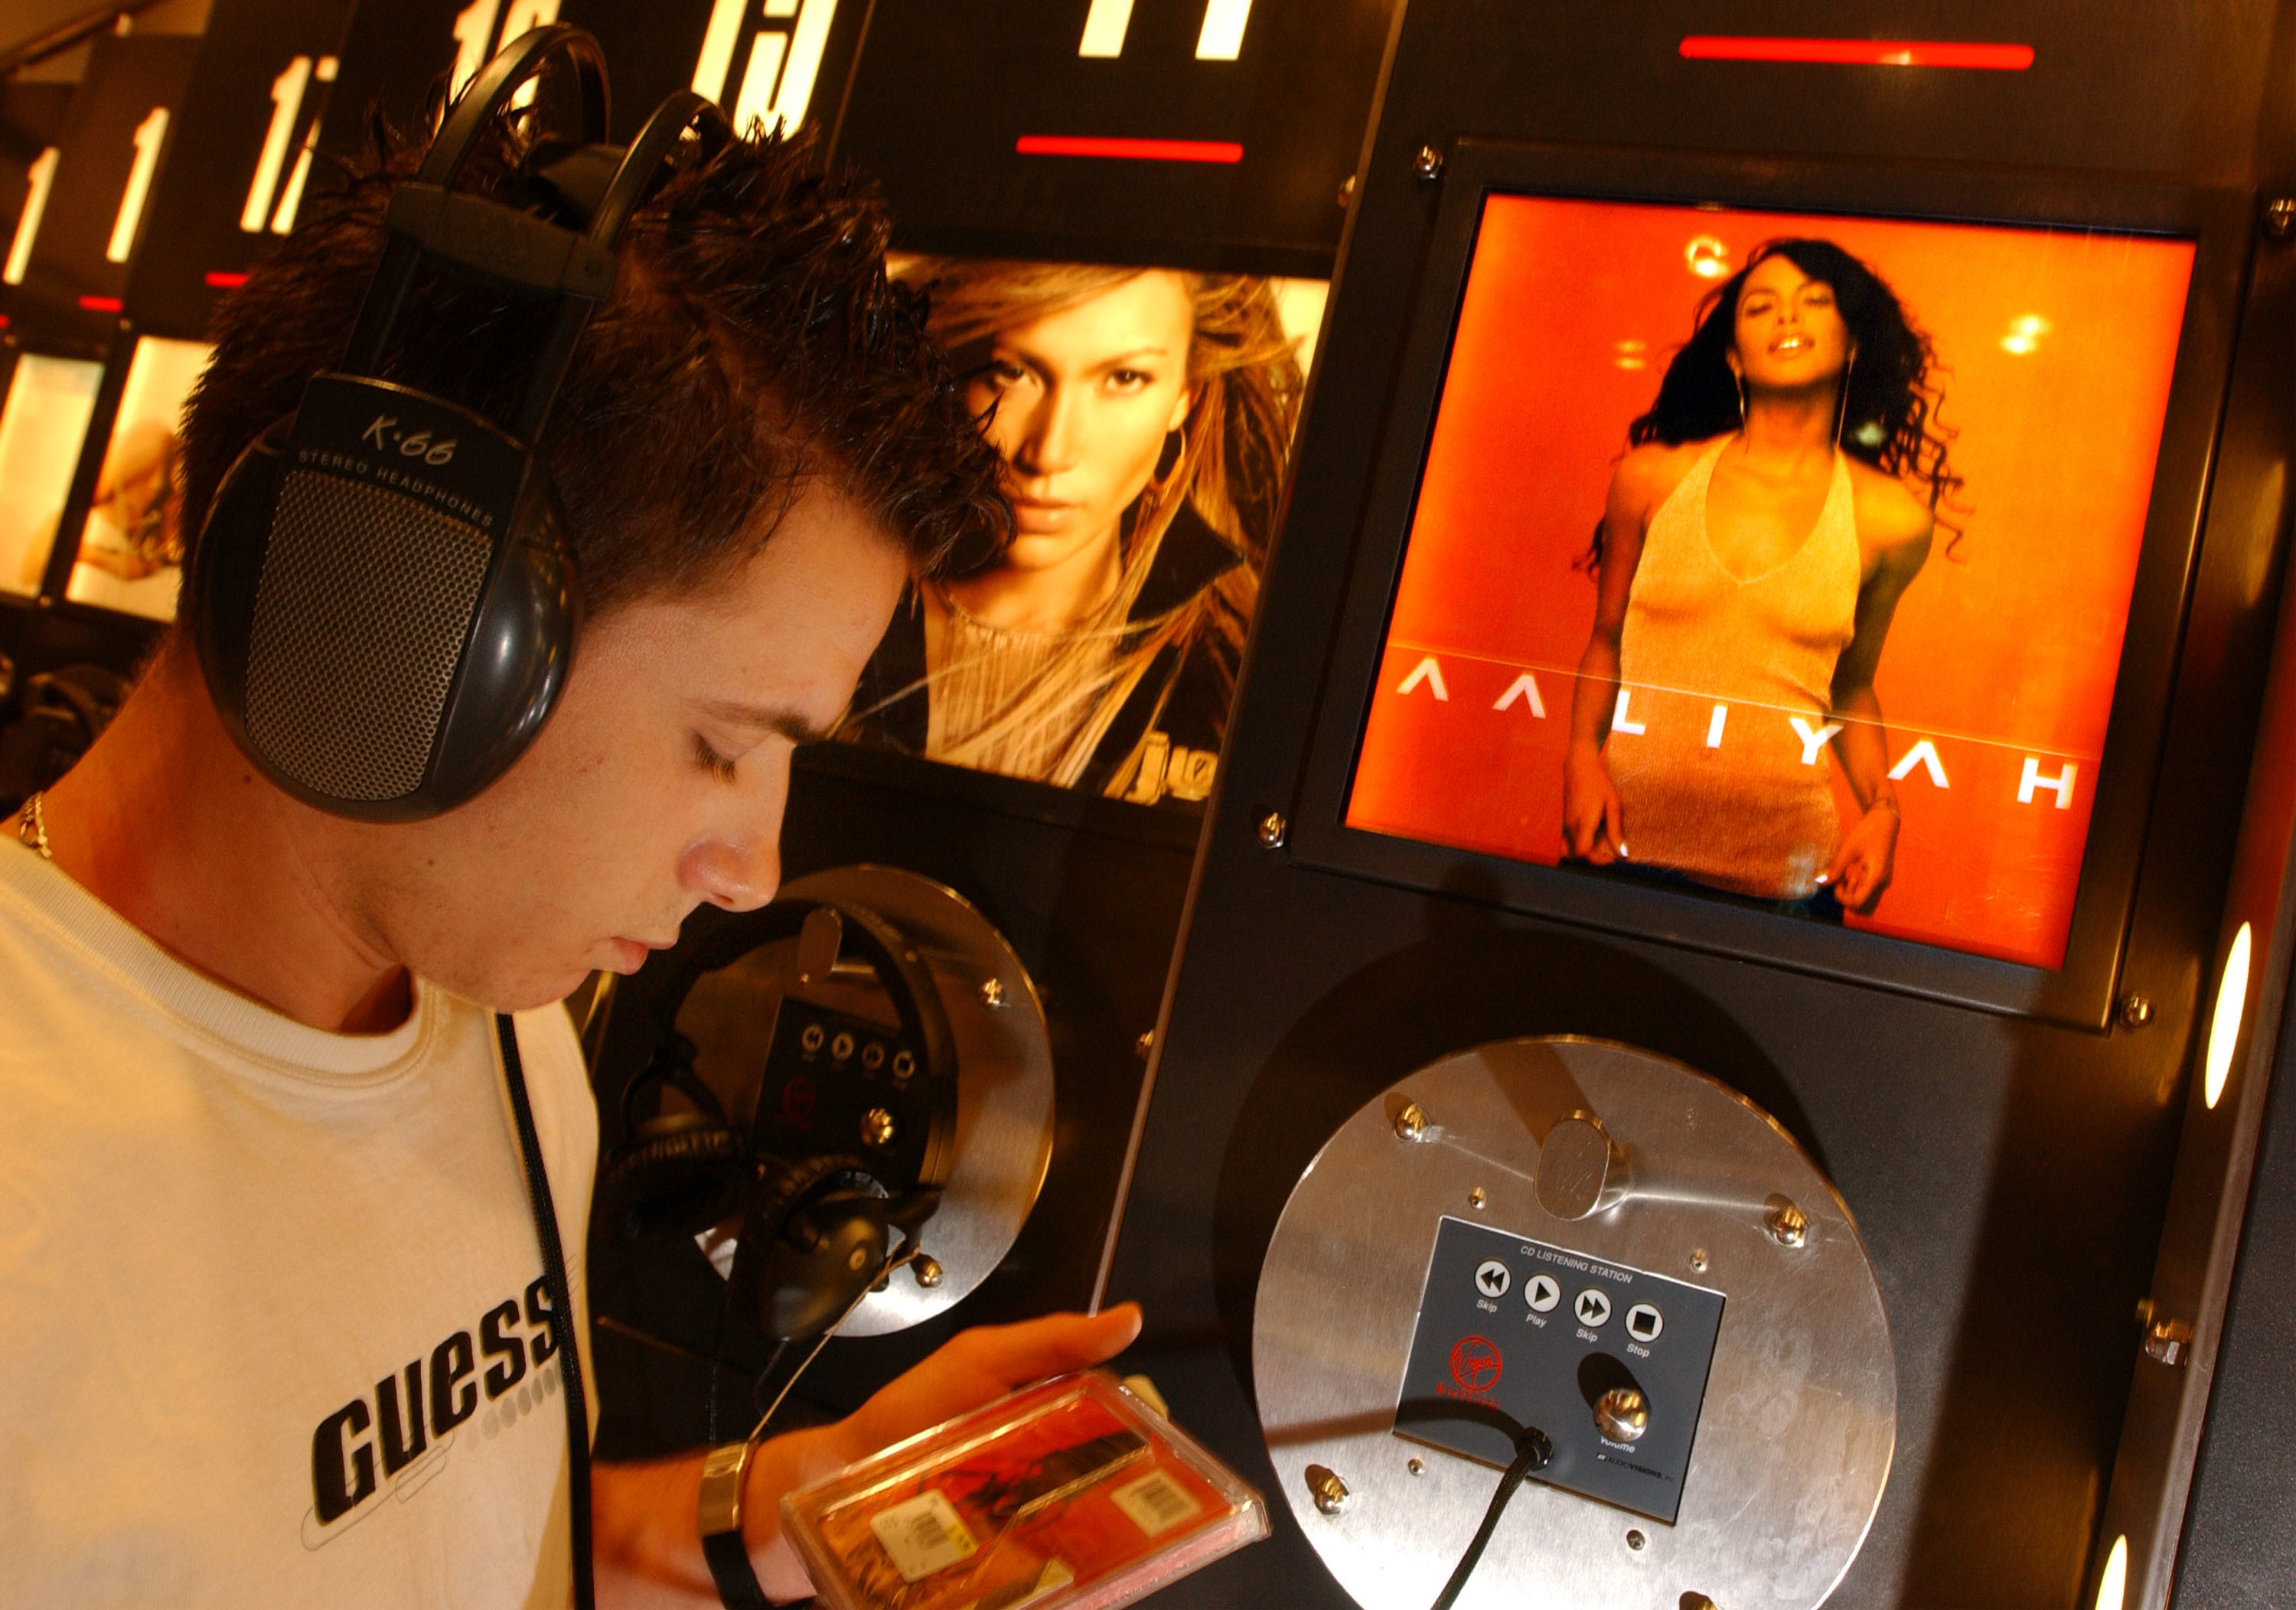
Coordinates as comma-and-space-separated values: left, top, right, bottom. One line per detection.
1348, 195, 2195, 969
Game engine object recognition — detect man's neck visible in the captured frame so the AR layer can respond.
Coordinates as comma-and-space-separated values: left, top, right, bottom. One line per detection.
37, 643, 414, 1035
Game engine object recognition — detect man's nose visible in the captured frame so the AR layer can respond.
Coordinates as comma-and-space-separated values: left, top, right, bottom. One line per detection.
680, 835, 781, 913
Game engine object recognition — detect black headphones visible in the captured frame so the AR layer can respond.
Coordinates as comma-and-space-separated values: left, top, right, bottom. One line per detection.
188, 26, 729, 822
597, 898, 960, 1340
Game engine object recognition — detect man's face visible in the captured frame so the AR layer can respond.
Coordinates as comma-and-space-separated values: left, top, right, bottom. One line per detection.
341, 482, 909, 1011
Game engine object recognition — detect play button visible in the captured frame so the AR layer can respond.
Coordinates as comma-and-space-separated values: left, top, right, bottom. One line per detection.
1525, 1273, 1561, 1312
1575, 1288, 1613, 1328
1474, 1260, 1511, 1299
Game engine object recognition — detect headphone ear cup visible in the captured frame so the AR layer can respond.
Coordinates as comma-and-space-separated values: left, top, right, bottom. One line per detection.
190, 419, 292, 754
426, 478, 580, 808
735, 1154, 889, 1341
596, 1113, 750, 1244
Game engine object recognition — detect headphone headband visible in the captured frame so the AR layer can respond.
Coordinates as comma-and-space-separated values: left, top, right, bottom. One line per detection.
189, 28, 733, 822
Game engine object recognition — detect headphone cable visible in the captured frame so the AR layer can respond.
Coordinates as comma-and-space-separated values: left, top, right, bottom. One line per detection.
1428, 1426, 1553, 1610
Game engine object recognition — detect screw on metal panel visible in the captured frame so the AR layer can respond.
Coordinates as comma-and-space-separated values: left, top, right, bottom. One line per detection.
1406, 1457, 1425, 1476
1681, 1596, 1720, 1610
861, 1108, 897, 1147
1394, 1101, 1429, 1142
846, 1244, 870, 1272
1765, 1195, 1808, 1248
2267, 197, 2296, 239
1468, 1186, 1487, 1210
1626, 1529, 1646, 1551
912, 1254, 944, 1289
1136, 1030, 1155, 1060
1257, 810, 1287, 848
1413, 144, 1443, 182
1306, 1465, 1350, 1514
1689, 1248, 1708, 1273
2144, 1317, 2193, 1366
2118, 993, 2154, 1028
979, 976, 1005, 1008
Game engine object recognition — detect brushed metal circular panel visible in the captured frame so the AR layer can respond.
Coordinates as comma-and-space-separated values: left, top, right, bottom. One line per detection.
683, 865, 1055, 1335
1254, 1038, 1894, 1610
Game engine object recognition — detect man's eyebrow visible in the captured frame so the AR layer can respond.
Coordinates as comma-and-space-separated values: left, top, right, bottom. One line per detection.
697, 699, 835, 745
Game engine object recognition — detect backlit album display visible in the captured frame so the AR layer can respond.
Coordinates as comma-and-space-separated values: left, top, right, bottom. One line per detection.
1346, 196, 2195, 969
843, 258, 1326, 808
0, 354, 104, 600
65, 335, 211, 621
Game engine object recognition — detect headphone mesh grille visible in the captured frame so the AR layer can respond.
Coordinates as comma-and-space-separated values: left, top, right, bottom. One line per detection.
244, 470, 494, 802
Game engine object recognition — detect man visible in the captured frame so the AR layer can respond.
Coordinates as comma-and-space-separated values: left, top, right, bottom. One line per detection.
0, 110, 1139, 1605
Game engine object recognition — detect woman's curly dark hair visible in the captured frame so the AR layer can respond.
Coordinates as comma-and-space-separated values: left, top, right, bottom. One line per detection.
182, 107, 1012, 614
1588, 236, 1965, 565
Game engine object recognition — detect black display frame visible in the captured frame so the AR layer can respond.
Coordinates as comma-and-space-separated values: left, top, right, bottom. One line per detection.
1290, 139, 2252, 1029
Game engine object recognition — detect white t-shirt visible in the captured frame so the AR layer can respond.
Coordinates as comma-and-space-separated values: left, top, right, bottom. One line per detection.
0, 840, 598, 1607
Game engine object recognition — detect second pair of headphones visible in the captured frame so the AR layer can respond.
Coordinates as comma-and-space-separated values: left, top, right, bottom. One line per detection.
189, 26, 729, 821
598, 898, 960, 1340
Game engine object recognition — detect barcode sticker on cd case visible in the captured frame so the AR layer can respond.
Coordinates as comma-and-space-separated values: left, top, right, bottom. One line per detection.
1110, 1471, 1204, 1537
870, 1489, 979, 1582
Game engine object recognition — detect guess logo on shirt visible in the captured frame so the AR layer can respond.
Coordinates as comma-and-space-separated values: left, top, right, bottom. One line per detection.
305, 1276, 562, 1542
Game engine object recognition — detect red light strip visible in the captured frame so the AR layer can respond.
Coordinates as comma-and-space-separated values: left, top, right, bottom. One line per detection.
1681, 36, 2033, 69
78, 295, 124, 312
1016, 135, 1244, 164
204, 271, 249, 288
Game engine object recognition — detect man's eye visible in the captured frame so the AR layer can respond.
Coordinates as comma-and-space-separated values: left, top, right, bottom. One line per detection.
693, 734, 739, 783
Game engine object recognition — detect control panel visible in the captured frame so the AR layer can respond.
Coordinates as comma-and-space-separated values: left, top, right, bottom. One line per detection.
752, 995, 941, 1193
1395, 1217, 1724, 1524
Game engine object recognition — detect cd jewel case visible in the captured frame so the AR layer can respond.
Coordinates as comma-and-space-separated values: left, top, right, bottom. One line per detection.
783, 1370, 1268, 1609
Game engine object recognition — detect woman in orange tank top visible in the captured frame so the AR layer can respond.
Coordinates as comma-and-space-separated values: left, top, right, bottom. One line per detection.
1562, 239, 1962, 914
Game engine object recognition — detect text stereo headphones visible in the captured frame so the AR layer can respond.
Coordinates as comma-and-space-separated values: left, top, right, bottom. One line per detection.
597, 898, 960, 1341
191, 25, 729, 821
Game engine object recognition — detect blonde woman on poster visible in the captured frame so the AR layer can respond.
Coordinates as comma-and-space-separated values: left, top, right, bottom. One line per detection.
1562, 239, 1962, 916
844, 261, 1303, 803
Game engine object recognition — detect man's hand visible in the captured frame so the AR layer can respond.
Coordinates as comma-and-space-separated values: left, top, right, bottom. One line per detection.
593, 1305, 1146, 1606
828, 1305, 1146, 1469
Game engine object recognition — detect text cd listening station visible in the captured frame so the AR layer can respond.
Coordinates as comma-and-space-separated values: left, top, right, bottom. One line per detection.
1106, 3, 2296, 1608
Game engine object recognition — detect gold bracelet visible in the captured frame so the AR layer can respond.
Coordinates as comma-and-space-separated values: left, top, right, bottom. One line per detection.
14, 790, 51, 860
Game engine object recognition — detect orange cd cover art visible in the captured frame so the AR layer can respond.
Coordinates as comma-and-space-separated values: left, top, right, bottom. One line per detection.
1346, 194, 2196, 968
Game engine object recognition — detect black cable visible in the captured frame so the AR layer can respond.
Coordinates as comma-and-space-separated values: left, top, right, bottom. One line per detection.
496, 1014, 595, 1610
1429, 1427, 1553, 1610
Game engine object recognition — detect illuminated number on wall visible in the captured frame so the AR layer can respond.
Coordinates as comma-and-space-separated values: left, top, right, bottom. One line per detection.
106, 107, 169, 264
690, 0, 839, 135
266, 57, 339, 234
3, 146, 57, 285
1079, 0, 1254, 60
243, 56, 314, 231
452, 0, 563, 100
450, 0, 504, 96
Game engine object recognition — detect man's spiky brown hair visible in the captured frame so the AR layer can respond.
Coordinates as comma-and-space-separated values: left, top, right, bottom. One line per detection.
181, 115, 1009, 614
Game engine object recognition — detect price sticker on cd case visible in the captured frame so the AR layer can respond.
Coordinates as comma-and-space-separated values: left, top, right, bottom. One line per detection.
870, 1490, 980, 1582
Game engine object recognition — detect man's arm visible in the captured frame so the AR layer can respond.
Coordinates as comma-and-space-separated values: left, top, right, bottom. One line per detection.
591, 1305, 1144, 1606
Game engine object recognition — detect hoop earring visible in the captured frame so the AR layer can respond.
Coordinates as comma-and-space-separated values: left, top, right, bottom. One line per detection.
1833, 348, 1856, 451
1138, 428, 1190, 525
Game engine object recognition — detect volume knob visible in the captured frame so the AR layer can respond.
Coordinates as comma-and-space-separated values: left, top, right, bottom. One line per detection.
1594, 1386, 1649, 1443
